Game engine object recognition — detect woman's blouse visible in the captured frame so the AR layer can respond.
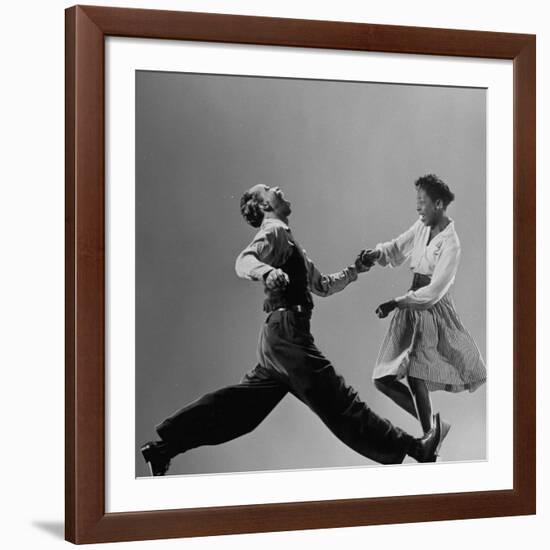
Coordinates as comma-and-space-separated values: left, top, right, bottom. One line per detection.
375, 219, 461, 309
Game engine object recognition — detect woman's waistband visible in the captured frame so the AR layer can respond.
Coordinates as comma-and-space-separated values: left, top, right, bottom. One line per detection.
410, 273, 431, 291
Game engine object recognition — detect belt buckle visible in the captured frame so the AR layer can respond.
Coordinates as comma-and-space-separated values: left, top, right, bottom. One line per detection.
274, 305, 304, 313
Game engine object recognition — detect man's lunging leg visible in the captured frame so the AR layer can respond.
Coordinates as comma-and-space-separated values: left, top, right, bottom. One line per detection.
142, 365, 287, 476
288, 353, 414, 464
262, 311, 439, 464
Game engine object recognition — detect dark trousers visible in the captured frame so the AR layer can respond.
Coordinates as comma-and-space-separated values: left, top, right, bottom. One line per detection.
156, 310, 414, 465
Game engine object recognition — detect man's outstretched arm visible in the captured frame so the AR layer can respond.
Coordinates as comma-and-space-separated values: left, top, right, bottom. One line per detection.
307, 251, 369, 297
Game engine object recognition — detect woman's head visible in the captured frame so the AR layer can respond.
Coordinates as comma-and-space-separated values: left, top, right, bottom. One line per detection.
414, 174, 455, 226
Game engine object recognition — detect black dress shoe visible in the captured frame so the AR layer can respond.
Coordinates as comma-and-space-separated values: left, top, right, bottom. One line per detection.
141, 440, 172, 476
410, 413, 442, 463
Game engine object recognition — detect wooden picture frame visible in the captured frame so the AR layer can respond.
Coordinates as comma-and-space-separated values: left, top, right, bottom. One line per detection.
65, 4, 536, 544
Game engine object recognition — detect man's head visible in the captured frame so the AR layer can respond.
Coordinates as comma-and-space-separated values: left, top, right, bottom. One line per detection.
240, 184, 292, 227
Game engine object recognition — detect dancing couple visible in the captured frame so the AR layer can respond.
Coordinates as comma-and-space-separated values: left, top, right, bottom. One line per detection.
141, 174, 486, 476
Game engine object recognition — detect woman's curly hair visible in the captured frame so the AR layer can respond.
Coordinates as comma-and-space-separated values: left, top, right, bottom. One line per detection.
240, 190, 265, 228
414, 174, 455, 208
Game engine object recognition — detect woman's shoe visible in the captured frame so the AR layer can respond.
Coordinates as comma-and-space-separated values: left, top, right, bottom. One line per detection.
410, 413, 441, 463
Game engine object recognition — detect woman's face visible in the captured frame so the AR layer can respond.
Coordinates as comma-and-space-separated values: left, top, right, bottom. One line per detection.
416, 188, 441, 226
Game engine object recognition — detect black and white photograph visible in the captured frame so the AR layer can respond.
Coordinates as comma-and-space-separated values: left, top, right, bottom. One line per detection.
135, 70, 487, 477
3, 0, 545, 548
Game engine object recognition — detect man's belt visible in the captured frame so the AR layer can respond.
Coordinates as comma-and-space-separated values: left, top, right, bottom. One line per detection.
265, 304, 310, 314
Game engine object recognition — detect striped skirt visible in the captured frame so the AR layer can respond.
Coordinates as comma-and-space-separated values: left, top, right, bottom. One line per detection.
373, 294, 486, 393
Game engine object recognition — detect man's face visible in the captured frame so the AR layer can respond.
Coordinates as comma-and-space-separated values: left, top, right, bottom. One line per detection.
251, 184, 292, 218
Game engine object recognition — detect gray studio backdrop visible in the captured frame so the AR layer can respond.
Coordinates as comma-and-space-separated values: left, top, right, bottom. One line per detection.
135, 70, 486, 477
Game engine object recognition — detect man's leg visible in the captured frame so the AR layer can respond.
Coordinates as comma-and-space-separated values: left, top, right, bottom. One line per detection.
142, 365, 287, 475
290, 353, 414, 464
156, 365, 287, 453
262, 311, 416, 465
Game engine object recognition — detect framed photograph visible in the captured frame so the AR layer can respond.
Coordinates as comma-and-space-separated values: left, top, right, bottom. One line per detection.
65, 5, 536, 544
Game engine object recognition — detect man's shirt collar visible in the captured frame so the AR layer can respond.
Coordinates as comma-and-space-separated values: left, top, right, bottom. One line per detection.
261, 217, 290, 231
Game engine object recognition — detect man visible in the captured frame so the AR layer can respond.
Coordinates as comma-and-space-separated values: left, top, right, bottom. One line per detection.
141, 184, 441, 476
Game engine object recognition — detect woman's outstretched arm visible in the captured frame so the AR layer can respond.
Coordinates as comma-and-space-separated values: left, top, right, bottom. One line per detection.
370, 220, 420, 268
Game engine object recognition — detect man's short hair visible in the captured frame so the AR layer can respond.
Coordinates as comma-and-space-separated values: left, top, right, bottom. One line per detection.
240, 190, 265, 228
414, 174, 455, 208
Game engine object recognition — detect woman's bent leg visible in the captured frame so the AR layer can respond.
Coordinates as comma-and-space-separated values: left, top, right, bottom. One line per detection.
374, 376, 419, 420
408, 376, 433, 434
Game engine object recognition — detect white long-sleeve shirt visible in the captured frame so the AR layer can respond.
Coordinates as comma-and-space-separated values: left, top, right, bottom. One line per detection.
375, 219, 461, 309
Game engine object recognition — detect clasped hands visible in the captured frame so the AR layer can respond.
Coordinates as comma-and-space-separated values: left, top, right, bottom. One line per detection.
355, 248, 380, 272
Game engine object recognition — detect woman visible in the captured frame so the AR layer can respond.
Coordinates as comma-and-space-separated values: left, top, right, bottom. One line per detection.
361, 174, 486, 447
